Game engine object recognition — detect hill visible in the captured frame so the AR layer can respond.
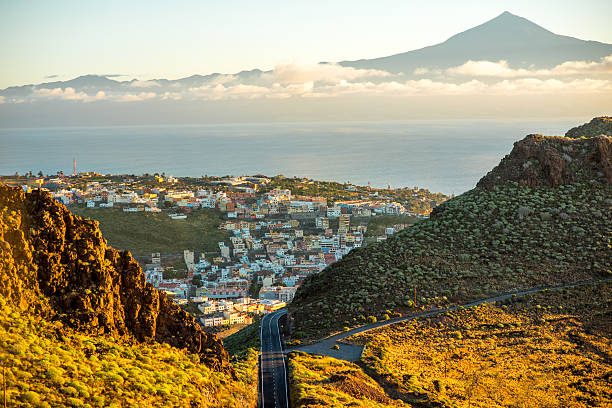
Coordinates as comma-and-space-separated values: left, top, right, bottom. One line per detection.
287, 281, 610, 407
0, 184, 257, 406
339, 11, 612, 73
288, 117, 612, 340
342, 281, 611, 408
70, 206, 229, 257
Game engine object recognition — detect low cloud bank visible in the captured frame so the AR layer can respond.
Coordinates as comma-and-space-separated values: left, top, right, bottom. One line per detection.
443, 54, 612, 78
3, 58, 612, 104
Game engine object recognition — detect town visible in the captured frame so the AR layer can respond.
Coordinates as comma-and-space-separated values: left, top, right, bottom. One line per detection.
3, 171, 449, 333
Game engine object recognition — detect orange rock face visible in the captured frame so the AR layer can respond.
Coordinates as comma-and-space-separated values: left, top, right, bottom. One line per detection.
0, 184, 230, 373
477, 117, 612, 189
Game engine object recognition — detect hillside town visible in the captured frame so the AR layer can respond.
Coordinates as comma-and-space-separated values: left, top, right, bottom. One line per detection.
6, 171, 448, 329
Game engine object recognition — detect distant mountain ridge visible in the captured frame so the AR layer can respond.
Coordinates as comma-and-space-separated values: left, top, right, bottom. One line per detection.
339, 11, 612, 73
2, 11, 611, 96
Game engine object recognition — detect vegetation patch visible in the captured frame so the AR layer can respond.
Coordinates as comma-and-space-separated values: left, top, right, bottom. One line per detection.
288, 351, 407, 408
291, 178, 611, 339
223, 319, 262, 357
71, 207, 229, 256
347, 282, 612, 408
0, 298, 258, 407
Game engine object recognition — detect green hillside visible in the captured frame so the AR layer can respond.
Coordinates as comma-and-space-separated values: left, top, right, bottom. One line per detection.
289, 119, 612, 340
70, 207, 229, 256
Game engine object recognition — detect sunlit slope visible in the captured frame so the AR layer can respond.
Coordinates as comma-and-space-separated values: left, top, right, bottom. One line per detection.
346, 281, 612, 408
0, 298, 257, 408
289, 119, 612, 340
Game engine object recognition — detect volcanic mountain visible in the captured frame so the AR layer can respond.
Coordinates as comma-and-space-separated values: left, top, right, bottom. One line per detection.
339, 11, 612, 73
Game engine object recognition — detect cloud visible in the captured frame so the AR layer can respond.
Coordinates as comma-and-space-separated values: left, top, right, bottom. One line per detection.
130, 80, 161, 88
9, 58, 612, 105
267, 63, 393, 84
44, 74, 59, 79
551, 55, 612, 75
161, 92, 182, 101
119, 92, 157, 102
488, 78, 612, 94
446, 54, 612, 77
34, 87, 105, 102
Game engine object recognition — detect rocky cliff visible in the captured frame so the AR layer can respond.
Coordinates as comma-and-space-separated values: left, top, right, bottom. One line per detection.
0, 184, 230, 372
477, 117, 612, 189
289, 117, 611, 340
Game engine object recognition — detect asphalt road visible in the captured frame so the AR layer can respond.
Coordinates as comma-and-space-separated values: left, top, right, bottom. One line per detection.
260, 309, 289, 408
290, 277, 612, 361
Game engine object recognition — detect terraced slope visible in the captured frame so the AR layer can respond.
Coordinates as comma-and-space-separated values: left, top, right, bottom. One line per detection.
289, 118, 612, 340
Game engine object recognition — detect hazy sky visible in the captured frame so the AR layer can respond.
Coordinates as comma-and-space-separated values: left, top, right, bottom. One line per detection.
1, 0, 611, 88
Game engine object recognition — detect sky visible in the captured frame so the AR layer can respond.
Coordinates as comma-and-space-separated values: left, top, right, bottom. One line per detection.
1, 0, 612, 88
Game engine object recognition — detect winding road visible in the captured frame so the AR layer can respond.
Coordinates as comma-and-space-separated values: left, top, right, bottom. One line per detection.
290, 277, 612, 361
259, 309, 289, 408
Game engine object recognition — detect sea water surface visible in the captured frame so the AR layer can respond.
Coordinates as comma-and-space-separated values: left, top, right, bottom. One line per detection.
0, 118, 588, 195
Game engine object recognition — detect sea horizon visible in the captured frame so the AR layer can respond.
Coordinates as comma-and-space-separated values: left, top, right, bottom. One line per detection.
0, 117, 593, 195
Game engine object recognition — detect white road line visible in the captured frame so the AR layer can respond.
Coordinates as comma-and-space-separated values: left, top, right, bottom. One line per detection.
260, 313, 265, 408
273, 310, 289, 408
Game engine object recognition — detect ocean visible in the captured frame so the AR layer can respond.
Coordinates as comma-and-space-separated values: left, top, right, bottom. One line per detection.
0, 118, 588, 195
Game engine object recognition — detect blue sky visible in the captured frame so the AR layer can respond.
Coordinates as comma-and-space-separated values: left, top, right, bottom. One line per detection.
1, 0, 611, 88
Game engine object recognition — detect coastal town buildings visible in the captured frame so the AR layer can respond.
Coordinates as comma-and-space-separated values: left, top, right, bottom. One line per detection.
11, 172, 446, 329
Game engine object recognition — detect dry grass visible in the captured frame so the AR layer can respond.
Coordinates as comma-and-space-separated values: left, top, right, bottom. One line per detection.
288, 352, 408, 408
347, 282, 612, 408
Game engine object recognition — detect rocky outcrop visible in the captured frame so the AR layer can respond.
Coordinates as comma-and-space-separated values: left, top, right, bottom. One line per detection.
565, 116, 612, 139
0, 184, 230, 373
477, 117, 612, 189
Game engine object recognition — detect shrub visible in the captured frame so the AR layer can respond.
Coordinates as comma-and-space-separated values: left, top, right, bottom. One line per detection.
21, 391, 41, 404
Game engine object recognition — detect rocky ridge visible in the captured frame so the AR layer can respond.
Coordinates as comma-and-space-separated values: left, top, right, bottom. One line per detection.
477, 117, 612, 189
0, 184, 230, 372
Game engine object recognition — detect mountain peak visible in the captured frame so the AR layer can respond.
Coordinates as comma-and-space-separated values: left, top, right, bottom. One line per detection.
444, 11, 554, 45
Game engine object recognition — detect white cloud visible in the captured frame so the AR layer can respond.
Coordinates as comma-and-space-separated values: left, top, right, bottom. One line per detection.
267, 63, 393, 85
120, 92, 157, 102
161, 92, 182, 101
551, 55, 612, 75
488, 78, 612, 94
34, 87, 103, 102
447, 54, 612, 77
10, 58, 612, 105
184, 76, 612, 100
130, 80, 161, 88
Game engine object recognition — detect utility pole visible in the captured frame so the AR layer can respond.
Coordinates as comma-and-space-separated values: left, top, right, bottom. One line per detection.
2, 361, 6, 408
